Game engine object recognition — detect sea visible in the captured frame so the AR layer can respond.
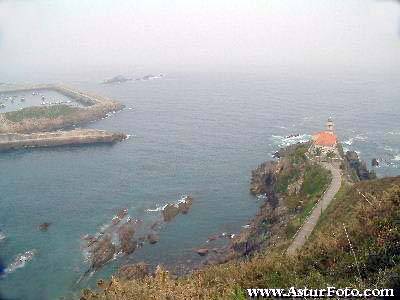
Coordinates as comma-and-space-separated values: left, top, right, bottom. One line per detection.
0, 68, 399, 300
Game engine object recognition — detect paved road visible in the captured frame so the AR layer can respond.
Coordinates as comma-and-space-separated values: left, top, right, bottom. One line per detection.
286, 162, 342, 256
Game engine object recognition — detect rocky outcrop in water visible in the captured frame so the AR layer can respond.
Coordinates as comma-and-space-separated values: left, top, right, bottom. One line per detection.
38, 222, 51, 231
162, 196, 193, 222
81, 196, 194, 274
103, 75, 132, 84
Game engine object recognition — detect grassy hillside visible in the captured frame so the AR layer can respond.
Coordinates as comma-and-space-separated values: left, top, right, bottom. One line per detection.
81, 174, 400, 299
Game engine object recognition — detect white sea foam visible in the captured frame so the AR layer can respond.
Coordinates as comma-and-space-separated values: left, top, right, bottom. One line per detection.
0, 232, 6, 242
256, 193, 268, 201
393, 155, 400, 161
354, 134, 367, 141
386, 131, 400, 136
271, 134, 312, 147
343, 138, 354, 146
146, 204, 168, 212
384, 146, 395, 152
6, 250, 36, 274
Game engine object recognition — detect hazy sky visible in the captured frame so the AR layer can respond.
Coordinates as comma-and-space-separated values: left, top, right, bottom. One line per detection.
0, 0, 399, 75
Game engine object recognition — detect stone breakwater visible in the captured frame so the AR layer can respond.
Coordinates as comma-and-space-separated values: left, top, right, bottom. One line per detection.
0, 129, 126, 151
0, 84, 124, 134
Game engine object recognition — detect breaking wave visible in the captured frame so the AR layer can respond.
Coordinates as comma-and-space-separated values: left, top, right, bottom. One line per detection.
5, 250, 36, 274
146, 204, 168, 212
271, 134, 312, 148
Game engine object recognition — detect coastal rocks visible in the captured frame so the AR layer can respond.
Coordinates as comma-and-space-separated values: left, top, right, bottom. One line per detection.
162, 195, 194, 222
162, 204, 180, 222
117, 262, 149, 280
344, 151, 376, 181
147, 233, 160, 244
195, 248, 209, 256
38, 222, 51, 231
372, 158, 379, 167
82, 196, 193, 274
90, 235, 115, 270
118, 223, 136, 254
112, 208, 128, 225
177, 196, 193, 214
103, 75, 132, 84
250, 161, 278, 195
6, 250, 37, 273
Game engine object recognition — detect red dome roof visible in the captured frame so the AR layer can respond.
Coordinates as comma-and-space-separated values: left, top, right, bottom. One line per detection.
313, 131, 337, 147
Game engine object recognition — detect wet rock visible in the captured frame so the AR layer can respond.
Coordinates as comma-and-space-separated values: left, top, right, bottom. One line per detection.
162, 204, 180, 222
91, 235, 115, 270
372, 158, 379, 167
147, 233, 160, 244
112, 208, 128, 225
272, 151, 280, 159
344, 151, 376, 181
118, 223, 136, 254
82, 235, 97, 247
117, 262, 149, 280
38, 222, 51, 231
150, 220, 162, 230
177, 196, 193, 214
250, 161, 278, 199
195, 248, 209, 256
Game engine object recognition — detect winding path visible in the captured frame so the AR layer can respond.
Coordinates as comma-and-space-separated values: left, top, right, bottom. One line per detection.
286, 162, 342, 256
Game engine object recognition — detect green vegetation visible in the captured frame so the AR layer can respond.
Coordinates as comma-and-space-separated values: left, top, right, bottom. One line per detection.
276, 167, 300, 193
288, 143, 309, 164
326, 150, 336, 158
301, 164, 331, 198
4, 105, 80, 122
284, 163, 331, 238
82, 177, 400, 300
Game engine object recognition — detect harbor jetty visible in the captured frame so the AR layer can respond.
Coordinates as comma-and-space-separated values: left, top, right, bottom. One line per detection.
0, 84, 127, 150
0, 84, 124, 134
0, 129, 126, 151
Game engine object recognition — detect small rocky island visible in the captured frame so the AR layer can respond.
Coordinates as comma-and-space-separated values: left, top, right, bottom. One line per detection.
0, 84, 126, 151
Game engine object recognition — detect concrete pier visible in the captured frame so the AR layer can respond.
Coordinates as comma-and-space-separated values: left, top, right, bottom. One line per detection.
0, 129, 126, 151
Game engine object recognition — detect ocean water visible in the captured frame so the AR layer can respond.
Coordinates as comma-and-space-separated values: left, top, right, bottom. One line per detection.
0, 70, 399, 299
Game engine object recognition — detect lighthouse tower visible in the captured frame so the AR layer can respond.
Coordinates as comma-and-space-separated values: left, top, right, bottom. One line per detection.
326, 117, 334, 134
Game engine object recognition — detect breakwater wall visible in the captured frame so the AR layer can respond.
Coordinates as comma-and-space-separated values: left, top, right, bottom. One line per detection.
0, 129, 126, 151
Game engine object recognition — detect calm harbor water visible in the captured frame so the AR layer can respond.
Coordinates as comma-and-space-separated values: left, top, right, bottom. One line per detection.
0, 69, 399, 300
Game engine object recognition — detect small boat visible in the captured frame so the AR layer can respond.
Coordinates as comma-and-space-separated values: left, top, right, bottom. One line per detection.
20, 97, 25, 102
